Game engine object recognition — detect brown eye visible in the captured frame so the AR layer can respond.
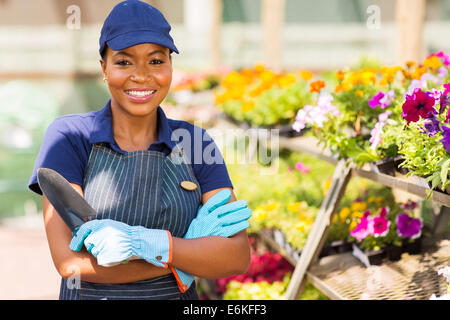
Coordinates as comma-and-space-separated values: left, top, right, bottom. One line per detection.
150, 59, 164, 65
115, 60, 131, 66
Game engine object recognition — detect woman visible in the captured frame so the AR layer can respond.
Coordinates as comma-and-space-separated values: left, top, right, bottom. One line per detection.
28, 0, 251, 300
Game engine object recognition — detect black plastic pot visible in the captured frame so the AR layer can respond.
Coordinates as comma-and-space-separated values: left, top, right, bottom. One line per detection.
393, 156, 409, 175
319, 240, 353, 258
402, 236, 422, 255
386, 244, 403, 261
374, 158, 396, 176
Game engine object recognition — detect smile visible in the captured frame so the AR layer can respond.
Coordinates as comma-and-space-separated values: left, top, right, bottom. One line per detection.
125, 89, 157, 97
124, 89, 157, 102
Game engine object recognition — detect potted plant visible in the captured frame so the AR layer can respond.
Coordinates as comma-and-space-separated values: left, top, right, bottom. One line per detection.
214, 64, 314, 133
396, 200, 423, 254
350, 207, 392, 266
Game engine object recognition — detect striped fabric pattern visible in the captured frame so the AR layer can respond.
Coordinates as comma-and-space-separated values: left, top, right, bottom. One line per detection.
59, 142, 201, 300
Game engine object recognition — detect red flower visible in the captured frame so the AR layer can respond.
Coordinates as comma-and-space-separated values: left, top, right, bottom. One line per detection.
402, 88, 436, 124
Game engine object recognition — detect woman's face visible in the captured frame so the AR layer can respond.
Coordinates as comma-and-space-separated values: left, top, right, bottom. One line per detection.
100, 43, 172, 117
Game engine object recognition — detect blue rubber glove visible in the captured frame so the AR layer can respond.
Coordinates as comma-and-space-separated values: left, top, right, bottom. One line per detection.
171, 189, 252, 292
70, 219, 172, 268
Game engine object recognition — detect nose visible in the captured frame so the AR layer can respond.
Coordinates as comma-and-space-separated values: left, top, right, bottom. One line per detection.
130, 64, 151, 83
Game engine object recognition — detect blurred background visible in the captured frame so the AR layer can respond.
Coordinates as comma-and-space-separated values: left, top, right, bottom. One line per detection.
0, 0, 449, 300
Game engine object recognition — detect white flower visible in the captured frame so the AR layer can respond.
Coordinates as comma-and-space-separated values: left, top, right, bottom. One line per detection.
430, 293, 450, 300
437, 266, 450, 283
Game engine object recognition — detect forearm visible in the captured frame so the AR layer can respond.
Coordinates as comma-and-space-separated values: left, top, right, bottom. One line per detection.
58, 249, 171, 284
169, 230, 251, 279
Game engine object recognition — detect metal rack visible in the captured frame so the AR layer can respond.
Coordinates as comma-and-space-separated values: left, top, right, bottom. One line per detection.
273, 135, 449, 300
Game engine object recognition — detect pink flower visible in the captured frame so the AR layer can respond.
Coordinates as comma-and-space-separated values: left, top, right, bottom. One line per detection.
295, 161, 311, 174
369, 91, 395, 109
370, 214, 390, 237
350, 216, 372, 242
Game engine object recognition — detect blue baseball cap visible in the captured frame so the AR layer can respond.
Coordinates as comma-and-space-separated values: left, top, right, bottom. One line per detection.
99, 0, 179, 57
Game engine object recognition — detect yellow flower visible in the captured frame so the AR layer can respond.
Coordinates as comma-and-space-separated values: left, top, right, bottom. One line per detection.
423, 56, 442, 70
339, 207, 351, 219
299, 70, 314, 81
295, 221, 307, 232
332, 214, 338, 224
336, 70, 345, 82
266, 201, 278, 211
349, 220, 357, 232
412, 66, 427, 80
241, 100, 255, 113
351, 201, 367, 212
278, 73, 297, 88
351, 211, 363, 219
355, 90, 364, 97
287, 202, 302, 213
260, 70, 276, 84
323, 180, 332, 196
254, 63, 266, 74
253, 206, 268, 221
368, 196, 376, 203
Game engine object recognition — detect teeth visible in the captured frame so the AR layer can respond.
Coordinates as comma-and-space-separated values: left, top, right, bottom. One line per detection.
126, 90, 156, 97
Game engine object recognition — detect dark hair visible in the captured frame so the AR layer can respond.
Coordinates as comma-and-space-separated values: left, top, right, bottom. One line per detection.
100, 45, 108, 61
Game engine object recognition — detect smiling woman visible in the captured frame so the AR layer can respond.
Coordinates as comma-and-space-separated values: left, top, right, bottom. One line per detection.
28, 0, 251, 301
101, 43, 174, 152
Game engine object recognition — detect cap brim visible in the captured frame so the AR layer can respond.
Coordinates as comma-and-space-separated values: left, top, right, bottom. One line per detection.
106, 30, 179, 55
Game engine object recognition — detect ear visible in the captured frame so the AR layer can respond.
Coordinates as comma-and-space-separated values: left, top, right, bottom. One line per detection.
100, 59, 106, 76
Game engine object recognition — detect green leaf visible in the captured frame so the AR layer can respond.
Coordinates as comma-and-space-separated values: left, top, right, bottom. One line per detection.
440, 159, 450, 188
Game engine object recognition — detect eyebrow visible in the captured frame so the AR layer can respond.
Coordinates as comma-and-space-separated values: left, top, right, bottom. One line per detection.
113, 50, 168, 58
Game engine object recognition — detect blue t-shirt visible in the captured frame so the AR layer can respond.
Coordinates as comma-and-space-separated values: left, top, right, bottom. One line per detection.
28, 100, 233, 196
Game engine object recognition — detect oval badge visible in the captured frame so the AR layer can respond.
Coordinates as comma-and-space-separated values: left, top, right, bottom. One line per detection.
180, 180, 197, 191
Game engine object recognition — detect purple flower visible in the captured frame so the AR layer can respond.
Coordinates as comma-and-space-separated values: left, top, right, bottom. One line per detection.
396, 213, 422, 239
293, 92, 339, 132
369, 92, 385, 109
438, 67, 448, 79
440, 126, 450, 152
421, 115, 441, 137
400, 200, 418, 211
402, 88, 436, 124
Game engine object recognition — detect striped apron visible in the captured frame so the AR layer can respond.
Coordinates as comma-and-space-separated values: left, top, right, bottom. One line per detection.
59, 142, 201, 300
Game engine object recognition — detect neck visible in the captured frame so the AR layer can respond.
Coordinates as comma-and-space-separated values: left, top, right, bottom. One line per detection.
110, 102, 159, 152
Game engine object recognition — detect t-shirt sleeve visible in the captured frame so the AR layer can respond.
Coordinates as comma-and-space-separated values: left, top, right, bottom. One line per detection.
28, 118, 87, 195
191, 127, 233, 194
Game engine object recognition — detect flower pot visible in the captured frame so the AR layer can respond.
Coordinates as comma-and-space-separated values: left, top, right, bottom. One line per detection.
386, 244, 403, 261
319, 240, 353, 258
374, 158, 396, 176
352, 243, 386, 267
402, 236, 422, 255
394, 157, 409, 175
